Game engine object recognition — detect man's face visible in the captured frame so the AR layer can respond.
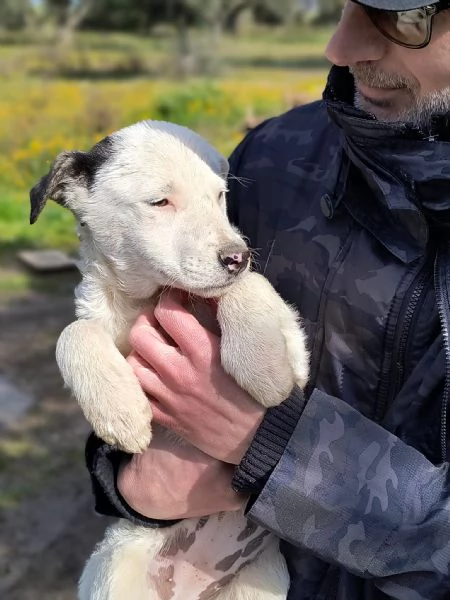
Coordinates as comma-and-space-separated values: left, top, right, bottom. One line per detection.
325, 2, 450, 127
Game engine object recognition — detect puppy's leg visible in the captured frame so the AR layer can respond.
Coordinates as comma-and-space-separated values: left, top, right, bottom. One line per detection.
218, 271, 309, 408
56, 319, 152, 453
79, 521, 165, 600
216, 540, 289, 600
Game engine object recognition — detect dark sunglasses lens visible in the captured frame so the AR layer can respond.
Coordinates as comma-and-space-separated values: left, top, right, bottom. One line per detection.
367, 7, 430, 47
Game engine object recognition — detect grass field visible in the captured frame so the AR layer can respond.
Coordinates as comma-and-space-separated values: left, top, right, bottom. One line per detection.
0, 26, 332, 259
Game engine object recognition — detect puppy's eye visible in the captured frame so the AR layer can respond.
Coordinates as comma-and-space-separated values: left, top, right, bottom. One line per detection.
152, 199, 169, 207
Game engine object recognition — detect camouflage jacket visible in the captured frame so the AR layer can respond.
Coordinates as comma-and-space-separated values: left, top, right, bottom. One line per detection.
227, 66, 450, 599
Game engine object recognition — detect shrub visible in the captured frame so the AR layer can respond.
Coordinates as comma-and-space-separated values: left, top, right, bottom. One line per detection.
153, 83, 243, 129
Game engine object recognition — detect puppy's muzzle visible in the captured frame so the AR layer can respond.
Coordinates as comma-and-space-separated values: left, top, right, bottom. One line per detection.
219, 244, 250, 275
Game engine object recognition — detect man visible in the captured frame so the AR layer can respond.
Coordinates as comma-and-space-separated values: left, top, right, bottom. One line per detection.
87, 1, 450, 598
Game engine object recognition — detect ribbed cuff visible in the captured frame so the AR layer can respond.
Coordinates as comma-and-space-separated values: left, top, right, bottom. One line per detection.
85, 433, 182, 528
232, 386, 307, 496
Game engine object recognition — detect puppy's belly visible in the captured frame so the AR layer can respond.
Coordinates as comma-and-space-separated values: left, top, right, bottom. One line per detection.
148, 512, 273, 599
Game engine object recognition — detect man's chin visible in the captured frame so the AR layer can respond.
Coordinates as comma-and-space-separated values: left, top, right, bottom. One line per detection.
355, 90, 407, 123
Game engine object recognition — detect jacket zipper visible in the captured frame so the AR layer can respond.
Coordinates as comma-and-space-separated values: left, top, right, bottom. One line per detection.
374, 260, 431, 424
434, 243, 450, 462
391, 269, 432, 401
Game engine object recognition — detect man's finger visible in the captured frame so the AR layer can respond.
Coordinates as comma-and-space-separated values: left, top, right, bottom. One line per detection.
154, 292, 220, 365
129, 315, 183, 377
151, 402, 186, 439
132, 310, 176, 347
129, 349, 179, 403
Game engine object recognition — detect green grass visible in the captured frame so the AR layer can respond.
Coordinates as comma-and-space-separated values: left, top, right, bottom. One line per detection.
0, 187, 78, 252
0, 187, 79, 298
0, 25, 333, 77
0, 442, 84, 509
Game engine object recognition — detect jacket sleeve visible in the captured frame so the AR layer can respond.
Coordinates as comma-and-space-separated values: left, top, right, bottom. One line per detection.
85, 432, 182, 528
227, 124, 450, 596
240, 388, 450, 596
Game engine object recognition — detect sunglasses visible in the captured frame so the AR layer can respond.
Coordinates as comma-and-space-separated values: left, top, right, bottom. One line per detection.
354, 2, 450, 49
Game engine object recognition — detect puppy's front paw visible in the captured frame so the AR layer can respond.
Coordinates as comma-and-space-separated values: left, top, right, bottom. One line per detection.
95, 396, 153, 454
57, 319, 154, 453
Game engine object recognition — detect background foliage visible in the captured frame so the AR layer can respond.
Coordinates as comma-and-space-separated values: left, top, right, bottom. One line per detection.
0, 6, 340, 595
0, 0, 339, 258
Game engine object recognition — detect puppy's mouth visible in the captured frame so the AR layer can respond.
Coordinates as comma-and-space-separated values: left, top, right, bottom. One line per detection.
155, 259, 250, 298
186, 280, 237, 298
160, 272, 246, 298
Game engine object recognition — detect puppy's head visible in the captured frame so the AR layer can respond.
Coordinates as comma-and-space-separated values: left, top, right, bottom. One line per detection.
30, 120, 249, 298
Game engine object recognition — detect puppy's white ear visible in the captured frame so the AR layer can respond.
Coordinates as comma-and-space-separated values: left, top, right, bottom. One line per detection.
194, 141, 229, 180
172, 122, 229, 179
29, 151, 89, 224
212, 153, 229, 180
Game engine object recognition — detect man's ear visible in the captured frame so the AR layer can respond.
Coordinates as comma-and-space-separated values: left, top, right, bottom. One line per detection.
29, 150, 91, 224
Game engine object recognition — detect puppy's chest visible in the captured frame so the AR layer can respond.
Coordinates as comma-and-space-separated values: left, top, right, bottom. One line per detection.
75, 281, 156, 352
148, 514, 272, 599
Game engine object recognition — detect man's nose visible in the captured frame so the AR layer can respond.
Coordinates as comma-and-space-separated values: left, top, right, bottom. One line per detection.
325, 2, 387, 67
218, 244, 250, 275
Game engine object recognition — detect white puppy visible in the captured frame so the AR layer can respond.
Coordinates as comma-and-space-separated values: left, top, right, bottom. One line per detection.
30, 121, 309, 600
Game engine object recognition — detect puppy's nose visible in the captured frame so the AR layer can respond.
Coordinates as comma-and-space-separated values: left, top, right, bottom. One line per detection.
219, 245, 250, 275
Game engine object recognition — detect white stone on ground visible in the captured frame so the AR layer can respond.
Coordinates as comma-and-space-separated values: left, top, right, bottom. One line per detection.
17, 250, 77, 272
0, 374, 35, 427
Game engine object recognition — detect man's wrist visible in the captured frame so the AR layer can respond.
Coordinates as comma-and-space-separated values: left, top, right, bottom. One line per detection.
231, 386, 307, 496
85, 433, 183, 528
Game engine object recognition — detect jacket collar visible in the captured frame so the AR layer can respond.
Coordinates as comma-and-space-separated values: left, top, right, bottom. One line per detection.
323, 66, 450, 263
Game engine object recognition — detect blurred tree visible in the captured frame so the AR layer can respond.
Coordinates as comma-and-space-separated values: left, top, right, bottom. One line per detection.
253, 0, 298, 25
44, 0, 93, 45
82, 0, 297, 35
0, 0, 35, 31
83, 0, 197, 32
172, 0, 297, 74
315, 0, 343, 22
297, 0, 343, 23
41, 0, 299, 75
86, 0, 298, 76
185, 0, 297, 32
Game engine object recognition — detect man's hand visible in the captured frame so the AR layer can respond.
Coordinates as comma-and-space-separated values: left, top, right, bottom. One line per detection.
117, 428, 248, 520
127, 290, 266, 464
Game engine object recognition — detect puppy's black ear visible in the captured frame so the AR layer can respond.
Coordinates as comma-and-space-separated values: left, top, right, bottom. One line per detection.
30, 172, 52, 225
30, 136, 114, 224
30, 151, 86, 225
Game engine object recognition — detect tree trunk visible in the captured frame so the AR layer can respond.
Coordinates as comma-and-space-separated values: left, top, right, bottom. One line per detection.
224, 1, 250, 34
175, 13, 196, 78
57, 0, 92, 50
205, 17, 222, 73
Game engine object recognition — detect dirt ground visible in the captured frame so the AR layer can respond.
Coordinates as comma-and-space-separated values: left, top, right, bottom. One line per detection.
0, 266, 114, 599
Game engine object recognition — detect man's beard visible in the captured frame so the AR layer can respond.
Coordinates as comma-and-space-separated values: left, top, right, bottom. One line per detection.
350, 64, 450, 130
